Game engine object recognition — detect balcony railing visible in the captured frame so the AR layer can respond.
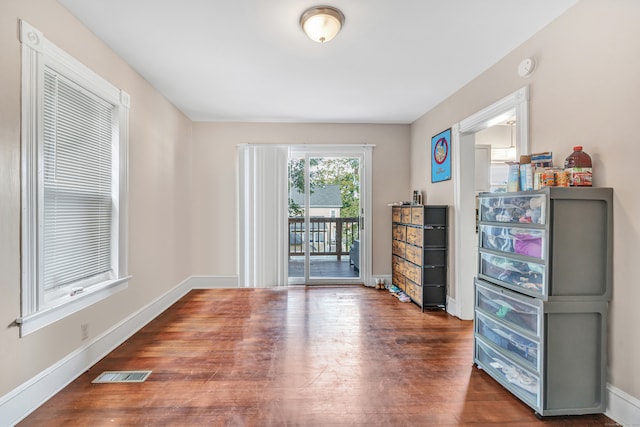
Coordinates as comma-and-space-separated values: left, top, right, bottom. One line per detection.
289, 217, 359, 260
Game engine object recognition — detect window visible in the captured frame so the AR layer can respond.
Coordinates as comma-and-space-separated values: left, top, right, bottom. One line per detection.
18, 21, 130, 335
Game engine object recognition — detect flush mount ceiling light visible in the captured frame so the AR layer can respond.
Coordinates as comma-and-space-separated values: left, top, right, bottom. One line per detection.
300, 6, 345, 43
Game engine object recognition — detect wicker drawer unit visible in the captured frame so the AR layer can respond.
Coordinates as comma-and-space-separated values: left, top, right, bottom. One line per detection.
392, 239, 405, 258
406, 226, 422, 246
392, 207, 402, 223
404, 279, 422, 302
410, 207, 423, 226
393, 272, 406, 292
392, 223, 406, 241
404, 244, 421, 265
392, 255, 403, 275
391, 205, 448, 311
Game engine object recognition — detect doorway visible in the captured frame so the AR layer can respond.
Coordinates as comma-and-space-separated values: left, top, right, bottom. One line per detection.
238, 144, 372, 288
452, 87, 530, 320
288, 146, 372, 285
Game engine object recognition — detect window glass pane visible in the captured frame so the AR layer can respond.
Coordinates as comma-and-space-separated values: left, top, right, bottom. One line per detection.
42, 69, 114, 292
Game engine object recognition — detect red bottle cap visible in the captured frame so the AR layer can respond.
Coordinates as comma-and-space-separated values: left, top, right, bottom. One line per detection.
573, 146, 583, 151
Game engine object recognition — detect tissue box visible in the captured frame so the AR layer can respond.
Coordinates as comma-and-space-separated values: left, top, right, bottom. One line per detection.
519, 163, 534, 191
506, 162, 520, 192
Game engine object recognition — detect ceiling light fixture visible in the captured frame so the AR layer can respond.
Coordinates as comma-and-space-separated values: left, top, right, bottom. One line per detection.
300, 6, 345, 43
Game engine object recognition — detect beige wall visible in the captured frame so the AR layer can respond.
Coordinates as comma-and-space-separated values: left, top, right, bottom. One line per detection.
0, 0, 193, 396
411, 0, 640, 399
190, 122, 410, 277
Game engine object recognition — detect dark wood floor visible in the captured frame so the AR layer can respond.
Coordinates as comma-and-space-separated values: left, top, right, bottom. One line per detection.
19, 286, 615, 426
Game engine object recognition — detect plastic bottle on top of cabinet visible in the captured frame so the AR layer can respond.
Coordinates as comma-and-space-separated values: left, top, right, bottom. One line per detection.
564, 146, 592, 186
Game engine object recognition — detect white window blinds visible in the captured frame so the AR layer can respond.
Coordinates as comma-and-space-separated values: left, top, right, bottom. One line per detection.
42, 68, 115, 293
238, 144, 290, 288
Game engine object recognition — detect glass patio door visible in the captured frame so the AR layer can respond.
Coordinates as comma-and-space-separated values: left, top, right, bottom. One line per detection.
288, 151, 364, 285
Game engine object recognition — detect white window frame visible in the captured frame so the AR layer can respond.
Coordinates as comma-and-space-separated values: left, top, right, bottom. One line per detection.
18, 20, 131, 336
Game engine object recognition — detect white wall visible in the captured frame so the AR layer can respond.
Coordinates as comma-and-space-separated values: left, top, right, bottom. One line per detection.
411, 0, 640, 401
0, 0, 193, 397
475, 126, 510, 148
190, 122, 410, 277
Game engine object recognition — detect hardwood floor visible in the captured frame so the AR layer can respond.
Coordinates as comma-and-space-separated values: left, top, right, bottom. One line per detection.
19, 286, 616, 426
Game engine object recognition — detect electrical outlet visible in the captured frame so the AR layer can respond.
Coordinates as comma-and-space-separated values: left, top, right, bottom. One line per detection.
80, 323, 89, 341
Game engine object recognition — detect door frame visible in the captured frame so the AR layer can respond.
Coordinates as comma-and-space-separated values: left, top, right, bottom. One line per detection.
288, 144, 373, 287
452, 87, 529, 320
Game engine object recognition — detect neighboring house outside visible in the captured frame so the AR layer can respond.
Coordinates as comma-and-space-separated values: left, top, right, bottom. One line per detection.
289, 185, 343, 252
289, 184, 342, 218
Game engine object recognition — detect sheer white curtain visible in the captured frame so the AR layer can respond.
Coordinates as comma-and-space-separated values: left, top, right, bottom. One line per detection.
238, 144, 289, 287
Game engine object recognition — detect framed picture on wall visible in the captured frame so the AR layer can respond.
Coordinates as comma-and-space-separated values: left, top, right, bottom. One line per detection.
431, 128, 452, 183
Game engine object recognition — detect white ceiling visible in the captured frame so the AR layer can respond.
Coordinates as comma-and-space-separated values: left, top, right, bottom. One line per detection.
57, 0, 576, 124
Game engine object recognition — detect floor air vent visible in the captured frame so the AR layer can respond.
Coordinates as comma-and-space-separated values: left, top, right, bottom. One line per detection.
92, 370, 152, 383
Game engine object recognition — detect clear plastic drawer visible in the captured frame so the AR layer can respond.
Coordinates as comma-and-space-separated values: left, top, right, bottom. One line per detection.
479, 225, 545, 260
476, 338, 540, 409
478, 193, 546, 225
476, 312, 539, 369
475, 280, 540, 336
479, 252, 545, 297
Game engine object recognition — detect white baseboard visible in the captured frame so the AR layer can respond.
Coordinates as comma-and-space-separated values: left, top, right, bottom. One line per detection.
1, 276, 637, 427
447, 295, 457, 317
607, 384, 640, 426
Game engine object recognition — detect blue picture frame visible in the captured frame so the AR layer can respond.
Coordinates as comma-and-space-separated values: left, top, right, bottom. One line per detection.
431, 128, 452, 183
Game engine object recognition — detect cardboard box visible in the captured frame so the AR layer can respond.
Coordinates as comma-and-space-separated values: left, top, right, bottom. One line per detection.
531, 151, 553, 168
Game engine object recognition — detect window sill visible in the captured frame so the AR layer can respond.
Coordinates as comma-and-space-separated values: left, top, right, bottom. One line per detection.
17, 276, 131, 337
